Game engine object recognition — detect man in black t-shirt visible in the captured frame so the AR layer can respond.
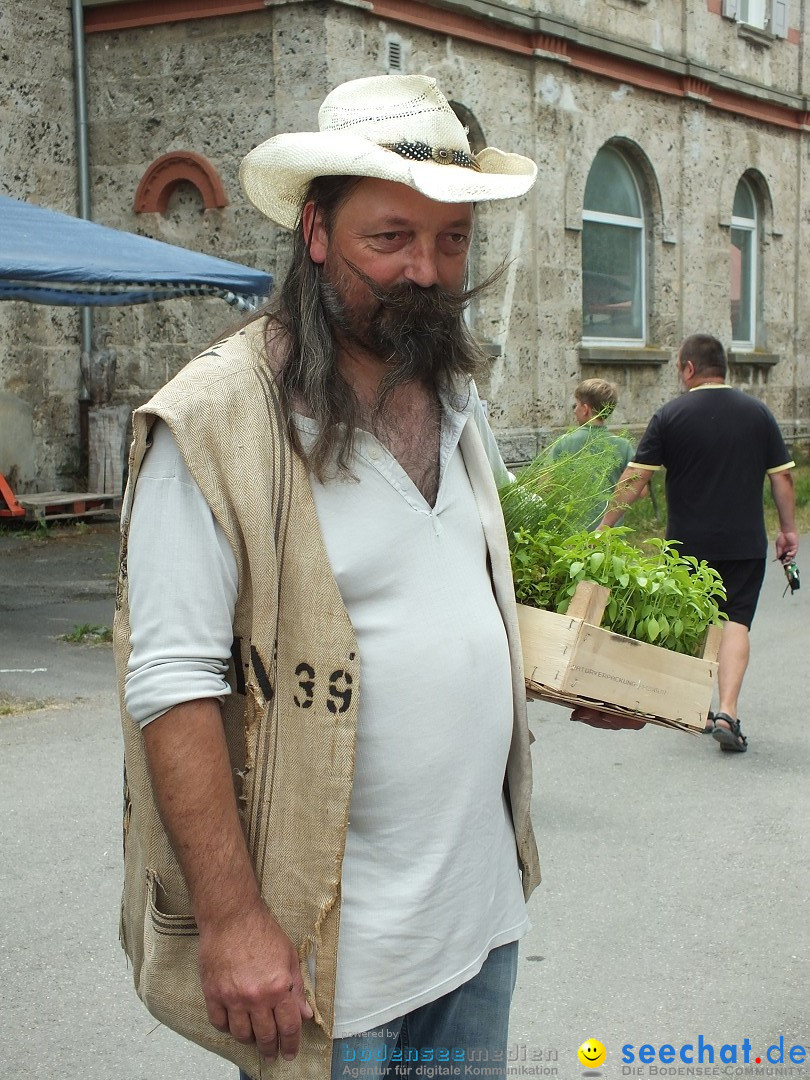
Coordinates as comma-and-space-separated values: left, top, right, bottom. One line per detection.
600, 334, 798, 753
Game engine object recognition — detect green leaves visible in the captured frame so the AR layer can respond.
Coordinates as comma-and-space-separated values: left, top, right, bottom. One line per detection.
506, 525, 726, 657
500, 432, 726, 657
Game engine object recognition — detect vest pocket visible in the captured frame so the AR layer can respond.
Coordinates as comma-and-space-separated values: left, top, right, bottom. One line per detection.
139, 870, 201, 1023
144, 869, 197, 936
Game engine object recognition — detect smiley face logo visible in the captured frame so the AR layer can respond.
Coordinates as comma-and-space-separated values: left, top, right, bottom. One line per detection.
577, 1039, 607, 1069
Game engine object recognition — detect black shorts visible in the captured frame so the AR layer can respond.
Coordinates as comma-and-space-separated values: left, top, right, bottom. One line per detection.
708, 558, 766, 629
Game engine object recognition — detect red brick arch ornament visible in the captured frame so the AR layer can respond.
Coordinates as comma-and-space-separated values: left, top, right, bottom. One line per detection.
134, 151, 227, 214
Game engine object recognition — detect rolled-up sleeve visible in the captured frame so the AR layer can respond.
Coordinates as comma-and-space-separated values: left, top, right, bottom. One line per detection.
124, 419, 239, 728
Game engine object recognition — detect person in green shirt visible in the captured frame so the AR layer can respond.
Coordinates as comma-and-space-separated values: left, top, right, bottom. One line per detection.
547, 378, 634, 530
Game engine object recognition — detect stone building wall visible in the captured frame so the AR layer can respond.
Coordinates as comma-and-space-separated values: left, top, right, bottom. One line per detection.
2, 0, 808, 488
528, 61, 806, 438
687, 1, 806, 92
542, 0, 684, 58
536, 0, 806, 96
86, 10, 282, 413
0, 1, 84, 490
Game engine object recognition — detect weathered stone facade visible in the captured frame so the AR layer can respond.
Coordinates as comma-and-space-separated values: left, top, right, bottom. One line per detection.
1, 3, 84, 490
2, 0, 809, 488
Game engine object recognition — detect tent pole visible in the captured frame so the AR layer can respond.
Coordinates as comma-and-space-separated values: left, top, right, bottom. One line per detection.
71, 0, 92, 484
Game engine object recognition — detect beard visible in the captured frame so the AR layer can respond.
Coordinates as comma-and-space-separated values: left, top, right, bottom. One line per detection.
318, 256, 493, 396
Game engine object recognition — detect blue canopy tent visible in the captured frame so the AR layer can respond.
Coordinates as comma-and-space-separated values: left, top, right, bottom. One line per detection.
0, 194, 272, 519
0, 194, 272, 307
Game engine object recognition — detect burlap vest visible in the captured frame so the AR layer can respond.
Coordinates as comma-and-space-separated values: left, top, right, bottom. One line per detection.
113, 318, 540, 1080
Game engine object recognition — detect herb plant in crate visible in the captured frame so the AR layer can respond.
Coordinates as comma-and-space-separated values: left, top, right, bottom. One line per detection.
500, 434, 727, 731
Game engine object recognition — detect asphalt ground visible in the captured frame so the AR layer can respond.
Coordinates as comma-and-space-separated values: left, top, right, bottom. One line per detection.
0, 523, 807, 1080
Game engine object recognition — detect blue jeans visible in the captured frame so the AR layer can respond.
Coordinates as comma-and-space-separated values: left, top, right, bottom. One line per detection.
239, 941, 518, 1080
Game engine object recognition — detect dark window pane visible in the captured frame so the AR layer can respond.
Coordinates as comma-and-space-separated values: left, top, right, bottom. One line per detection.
732, 179, 755, 220
584, 147, 641, 218
582, 220, 643, 340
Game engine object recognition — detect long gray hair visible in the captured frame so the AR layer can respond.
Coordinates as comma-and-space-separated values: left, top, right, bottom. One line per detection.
258, 175, 500, 480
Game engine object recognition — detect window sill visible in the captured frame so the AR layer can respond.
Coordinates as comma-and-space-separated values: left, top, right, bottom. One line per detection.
728, 350, 779, 367
579, 345, 671, 365
737, 23, 774, 46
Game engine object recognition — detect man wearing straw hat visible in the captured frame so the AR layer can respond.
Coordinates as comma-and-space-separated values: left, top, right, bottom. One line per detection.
114, 73, 636, 1080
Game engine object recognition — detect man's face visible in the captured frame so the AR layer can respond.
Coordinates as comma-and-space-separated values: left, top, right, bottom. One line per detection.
574, 398, 590, 425
304, 177, 473, 351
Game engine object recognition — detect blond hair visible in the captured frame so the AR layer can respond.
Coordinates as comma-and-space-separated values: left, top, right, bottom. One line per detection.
575, 378, 619, 418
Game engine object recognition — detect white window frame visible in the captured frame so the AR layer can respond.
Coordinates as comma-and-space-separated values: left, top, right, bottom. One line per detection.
730, 180, 758, 351
722, 0, 789, 37
581, 153, 647, 348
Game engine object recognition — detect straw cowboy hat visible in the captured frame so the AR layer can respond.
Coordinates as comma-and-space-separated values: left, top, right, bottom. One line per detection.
240, 74, 537, 229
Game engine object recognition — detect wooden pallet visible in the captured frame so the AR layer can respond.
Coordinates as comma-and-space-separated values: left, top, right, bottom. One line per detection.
14, 491, 118, 523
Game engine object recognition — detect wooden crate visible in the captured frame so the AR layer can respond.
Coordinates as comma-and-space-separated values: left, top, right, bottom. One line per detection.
518, 580, 722, 733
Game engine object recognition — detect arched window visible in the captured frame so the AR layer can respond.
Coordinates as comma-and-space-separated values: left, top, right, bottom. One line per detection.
730, 178, 759, 348
449, 102, 486, 154
582, 146, 646, 344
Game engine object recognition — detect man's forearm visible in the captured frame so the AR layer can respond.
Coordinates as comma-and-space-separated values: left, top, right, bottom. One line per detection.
770, 470, 797, 535
142, 698, 260, 927
142, 698, 313, 1056
600, 467, 653, 529
769, 469, 799, 561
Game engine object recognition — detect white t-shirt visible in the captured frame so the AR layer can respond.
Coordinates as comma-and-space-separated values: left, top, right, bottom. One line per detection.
125, 388, 527, 1037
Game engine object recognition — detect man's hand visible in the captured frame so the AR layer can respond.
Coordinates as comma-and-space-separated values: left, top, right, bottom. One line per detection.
570, 706, 646, 730
199, 900, 313, 1062
775, 530, 799, 564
